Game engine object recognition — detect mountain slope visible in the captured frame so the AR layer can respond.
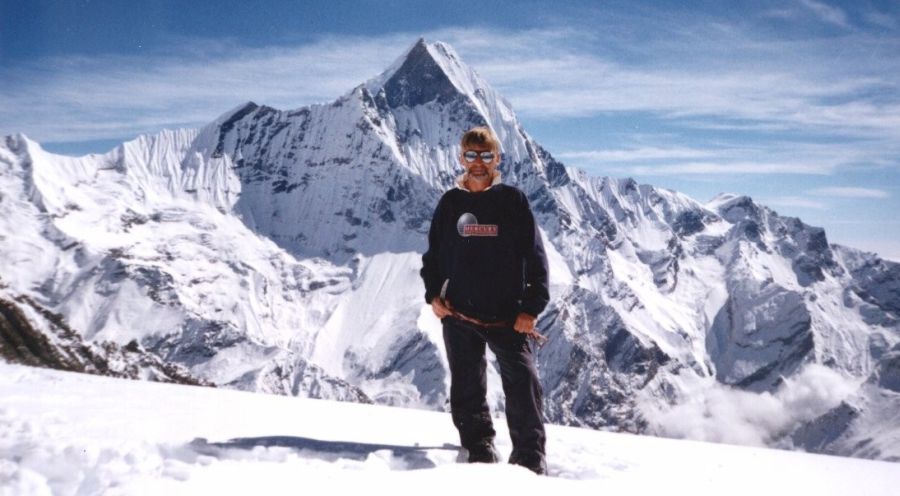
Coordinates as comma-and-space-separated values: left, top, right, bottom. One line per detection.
0, 284, 208, 385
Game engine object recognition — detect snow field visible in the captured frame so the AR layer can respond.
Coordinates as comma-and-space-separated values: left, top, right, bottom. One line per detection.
2, 363, 899, 495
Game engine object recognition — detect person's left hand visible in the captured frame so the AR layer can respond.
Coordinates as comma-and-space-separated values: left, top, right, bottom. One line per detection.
513, 313, 537, 334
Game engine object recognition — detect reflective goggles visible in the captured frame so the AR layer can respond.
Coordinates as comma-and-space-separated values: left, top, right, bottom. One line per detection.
463, 150, 496, 163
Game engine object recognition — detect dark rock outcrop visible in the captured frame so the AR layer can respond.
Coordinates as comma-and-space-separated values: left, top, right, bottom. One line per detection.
0, 292, 210, 386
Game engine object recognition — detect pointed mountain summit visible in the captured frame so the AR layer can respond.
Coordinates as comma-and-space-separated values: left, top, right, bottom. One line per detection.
367, 38, 490, 109
381, 38, 462, 108
363, 38, 517, 158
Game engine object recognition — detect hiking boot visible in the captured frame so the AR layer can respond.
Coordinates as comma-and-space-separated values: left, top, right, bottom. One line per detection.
466, 441, 501, 463
509, 451, 547, 475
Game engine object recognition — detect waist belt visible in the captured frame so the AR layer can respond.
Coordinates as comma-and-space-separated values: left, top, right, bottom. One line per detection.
447, 309, 549, 347
440, 279, 548, 346
448, 309, 511, 328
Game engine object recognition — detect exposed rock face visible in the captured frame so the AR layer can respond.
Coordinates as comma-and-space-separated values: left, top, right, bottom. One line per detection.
0, 289, 209, 386
706, 289, 814, 392
384, 39, 462, 108
791, 344, 900, 462
875, 346, 900, 393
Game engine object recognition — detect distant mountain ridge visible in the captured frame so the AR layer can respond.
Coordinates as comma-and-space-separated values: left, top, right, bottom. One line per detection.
1, 38, 898, 461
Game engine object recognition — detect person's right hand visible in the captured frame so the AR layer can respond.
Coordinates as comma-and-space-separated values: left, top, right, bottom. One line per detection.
431, 298, 452, 319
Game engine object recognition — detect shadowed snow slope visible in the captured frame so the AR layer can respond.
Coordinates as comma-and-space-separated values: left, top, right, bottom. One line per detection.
2, 363, 899, 495
1, 38, 899, 462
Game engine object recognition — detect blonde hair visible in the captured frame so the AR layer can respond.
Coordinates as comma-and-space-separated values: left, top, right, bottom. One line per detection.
460, 127, 500, 153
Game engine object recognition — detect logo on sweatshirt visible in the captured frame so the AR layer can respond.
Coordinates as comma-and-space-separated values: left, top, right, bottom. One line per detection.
457, 213, 499, 237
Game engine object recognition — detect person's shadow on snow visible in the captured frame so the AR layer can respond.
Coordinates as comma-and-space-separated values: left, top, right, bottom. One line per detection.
188, 436, 462, 470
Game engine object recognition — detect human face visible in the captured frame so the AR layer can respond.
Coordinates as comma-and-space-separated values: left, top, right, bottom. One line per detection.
459, 143, 500, 182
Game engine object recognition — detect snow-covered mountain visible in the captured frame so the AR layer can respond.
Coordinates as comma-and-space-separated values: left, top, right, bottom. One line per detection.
1, 38, 898, 461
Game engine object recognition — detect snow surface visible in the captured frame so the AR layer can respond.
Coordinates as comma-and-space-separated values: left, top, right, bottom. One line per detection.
1, 364, 898, 496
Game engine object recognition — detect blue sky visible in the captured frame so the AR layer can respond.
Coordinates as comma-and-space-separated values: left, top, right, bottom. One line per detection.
2, 0, 899, 260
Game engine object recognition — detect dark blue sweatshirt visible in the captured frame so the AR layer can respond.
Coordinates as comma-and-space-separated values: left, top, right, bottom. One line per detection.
420, 183, 550, 322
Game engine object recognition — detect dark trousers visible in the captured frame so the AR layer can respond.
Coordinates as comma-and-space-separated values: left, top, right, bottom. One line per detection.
442, 316, 546, 463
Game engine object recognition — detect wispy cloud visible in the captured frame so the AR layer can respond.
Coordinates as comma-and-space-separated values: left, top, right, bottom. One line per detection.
1, 14, 899, 157
0, 34, 416, 142
764, 196, 829, 210
559, 140, 890, 177
557, 147, 715, 162
644, 364, 856, 447
797, 0, 850, 28
806, 186, 890, 198
474, 35, 900, 139
864, 10, 900, 29
852, 239, 900, 262
617, 162, 834, 176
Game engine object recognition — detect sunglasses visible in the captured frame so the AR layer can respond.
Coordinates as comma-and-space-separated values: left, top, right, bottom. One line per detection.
463, 150, 496, 163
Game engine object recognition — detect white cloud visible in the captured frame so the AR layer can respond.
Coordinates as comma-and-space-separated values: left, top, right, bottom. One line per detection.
617, 162, 834, 176
864, 10, 899, 29
1, 19, 899, 155
557, 147, 715, 162
561, 136, 896, 178
761, 8, 802, 21
806, 187, 890, 198
0, 34, 416, 142
446, 24, 900, 143
764, 196, 830, 210
849, 239, 900, 262
798, 0, 850, 28
489, 62, 900, 137
643, 365, 859, 447
828, 236, 900, 263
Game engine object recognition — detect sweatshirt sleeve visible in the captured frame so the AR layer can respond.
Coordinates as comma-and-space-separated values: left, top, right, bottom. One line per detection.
518, 192, 550, 317
420, 195, 446, 304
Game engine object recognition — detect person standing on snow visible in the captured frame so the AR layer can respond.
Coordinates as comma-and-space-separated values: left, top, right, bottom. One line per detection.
420, 126, 550, 475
